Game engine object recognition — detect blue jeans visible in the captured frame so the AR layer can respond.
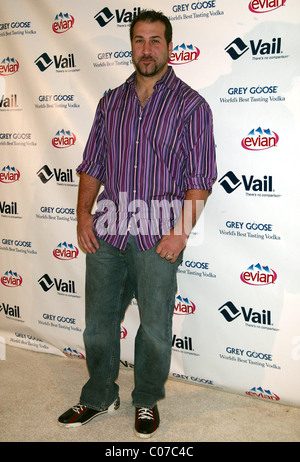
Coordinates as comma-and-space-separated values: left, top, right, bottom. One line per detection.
79, 235, 182, 411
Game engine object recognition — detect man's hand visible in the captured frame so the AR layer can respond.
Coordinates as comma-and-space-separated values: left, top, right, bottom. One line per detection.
77, 212, 99, 254
156, 229, 187, 263
156, 189, 209, 263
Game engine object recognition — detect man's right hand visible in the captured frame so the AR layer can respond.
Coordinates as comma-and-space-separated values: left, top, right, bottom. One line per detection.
77, 212, 99, 254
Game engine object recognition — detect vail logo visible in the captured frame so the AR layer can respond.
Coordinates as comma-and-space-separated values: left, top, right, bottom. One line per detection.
37, 165, 74, 184
0, 201, 18, 215
52, 129, 76, 148
1, 270, 22, 288
219, 301, 272, 326
169, 44, 200, 65
240, 263, 277, 286
246, 386, 280, 401
0, 302, 21, 319
34, 52, 76, 72
94, 7, 141, 27
53, 242, 79, 260
38, 273, 76, 294
218, 171, 273, 194
241, 127, 279, 151
0, 166, 20, 183
0, 57, 19, 76
248, 0, 286, 14
0, 94, 18, 108
52, 12, 75, 33
172, 334, 193, 351
225, 36, 282, 60
174, 295, 196, 315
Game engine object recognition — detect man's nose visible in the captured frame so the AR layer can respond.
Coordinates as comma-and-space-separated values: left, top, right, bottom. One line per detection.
142, 41, 152, 54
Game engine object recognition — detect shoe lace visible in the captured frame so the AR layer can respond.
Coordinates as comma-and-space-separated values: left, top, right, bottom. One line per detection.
138, 407, 153, 420
72, 403, 86, 414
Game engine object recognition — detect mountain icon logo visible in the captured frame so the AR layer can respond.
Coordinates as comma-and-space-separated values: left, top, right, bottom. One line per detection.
241, 127, 279, 151
240, 263, 277, 286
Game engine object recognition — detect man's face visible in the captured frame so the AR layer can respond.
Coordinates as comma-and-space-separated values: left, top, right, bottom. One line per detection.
131, 20, 173, 78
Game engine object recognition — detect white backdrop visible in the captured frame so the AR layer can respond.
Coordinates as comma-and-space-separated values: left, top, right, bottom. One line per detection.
1, 0, 300, 408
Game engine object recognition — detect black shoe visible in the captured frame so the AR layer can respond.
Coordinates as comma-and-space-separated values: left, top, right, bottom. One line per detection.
58, 396, 120, 428
134, 405, 160, 438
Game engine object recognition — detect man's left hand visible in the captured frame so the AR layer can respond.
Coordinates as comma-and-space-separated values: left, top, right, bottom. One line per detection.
156, 230, 187, 263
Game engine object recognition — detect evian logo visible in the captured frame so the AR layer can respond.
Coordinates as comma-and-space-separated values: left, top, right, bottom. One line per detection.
242, 127, 279, 151
52, 13, 75, 33
120, 326, 127, 339
0, 57, 19, 76
52, 129, 76, 148
169, 43, 200, 65
0, 166, 20, 184
1, 270, 23, 288
53, 242, 79, 260
246, 387, 280, 401
174, 295, 196, 315
240, 263, 277, 286
249, 0, 286, 14
63, 347, 85, 358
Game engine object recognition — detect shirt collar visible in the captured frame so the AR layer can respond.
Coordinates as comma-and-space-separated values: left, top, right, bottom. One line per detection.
126, 66, 177, 92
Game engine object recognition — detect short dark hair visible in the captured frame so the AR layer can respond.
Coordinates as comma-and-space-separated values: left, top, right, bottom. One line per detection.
130, 9, 172, 45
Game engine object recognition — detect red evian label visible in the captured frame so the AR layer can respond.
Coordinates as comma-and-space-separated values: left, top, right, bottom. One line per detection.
169, 43, 200, 65
246, 387, 280, 401
240, 263, 277, 286
249, 0, 286, 13
120, 326, 127, 339
0, 57, 19, 76
53, 242, 79, 260
1, 270, 22, 287
241, 127, 279, 151
52, 129, 76, 148
0, 166, 20, 183
52, 13, 75, 33
174, 295, 196, 315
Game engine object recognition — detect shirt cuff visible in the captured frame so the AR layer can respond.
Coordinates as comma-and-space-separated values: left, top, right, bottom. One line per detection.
76, 160, 105, 182
184, 175, 216, 192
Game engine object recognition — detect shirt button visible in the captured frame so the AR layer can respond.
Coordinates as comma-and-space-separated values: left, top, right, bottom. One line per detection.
134, 165, 137, 169
136, 140, 139, 144
133, 190, 136, 193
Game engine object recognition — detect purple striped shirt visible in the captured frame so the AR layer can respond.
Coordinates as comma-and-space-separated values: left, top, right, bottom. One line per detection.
77, 66, 217, 251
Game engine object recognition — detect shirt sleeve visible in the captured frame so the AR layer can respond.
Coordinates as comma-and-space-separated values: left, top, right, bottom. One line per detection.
76, 98, 107, 182
182, 100, 217, 192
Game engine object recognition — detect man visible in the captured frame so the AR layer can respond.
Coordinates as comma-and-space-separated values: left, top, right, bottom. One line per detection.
58, 10, 216, 438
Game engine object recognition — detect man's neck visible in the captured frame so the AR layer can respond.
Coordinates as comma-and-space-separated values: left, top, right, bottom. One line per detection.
135, 65, 168, 94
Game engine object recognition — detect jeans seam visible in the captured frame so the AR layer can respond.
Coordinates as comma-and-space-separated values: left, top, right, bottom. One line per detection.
104, 266, 128, 406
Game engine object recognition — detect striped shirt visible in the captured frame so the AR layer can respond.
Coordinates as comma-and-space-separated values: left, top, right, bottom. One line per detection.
77, 66, 217, 251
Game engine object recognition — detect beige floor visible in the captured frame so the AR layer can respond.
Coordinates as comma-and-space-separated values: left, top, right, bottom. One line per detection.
1, 345, 300, 443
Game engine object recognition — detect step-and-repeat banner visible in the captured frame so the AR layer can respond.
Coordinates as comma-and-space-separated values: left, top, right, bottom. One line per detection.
1, 0, 300, 408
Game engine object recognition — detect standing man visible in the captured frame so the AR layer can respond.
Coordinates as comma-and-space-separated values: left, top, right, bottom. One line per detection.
58, 10, 216, 438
